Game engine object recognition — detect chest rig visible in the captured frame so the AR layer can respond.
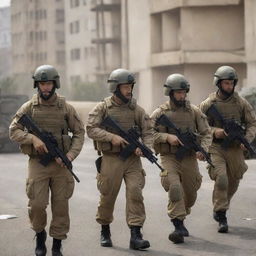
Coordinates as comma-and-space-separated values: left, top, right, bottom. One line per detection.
95, 96, 137, 153
208, 93, 244, 145
20, 94, 71, 156
154, 101, 196, 154
208, 94, 243, 128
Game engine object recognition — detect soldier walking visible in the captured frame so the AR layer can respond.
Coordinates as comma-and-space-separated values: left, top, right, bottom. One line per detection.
9, 65, 85, 256
151, 74, 212, 243
199, 66, 256, 233
86, 68, 151, 250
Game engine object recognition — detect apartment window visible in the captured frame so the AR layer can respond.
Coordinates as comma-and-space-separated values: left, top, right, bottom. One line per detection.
70, 0, 79, 8
71, 48, 80, 60
56, 31, 65, 44
56, 9, 64, 23
70, 21, 80, 34
75, 21, 79, 33
84, 47, 88, 59
56, 51, 65, 64
29, 31, 34, 41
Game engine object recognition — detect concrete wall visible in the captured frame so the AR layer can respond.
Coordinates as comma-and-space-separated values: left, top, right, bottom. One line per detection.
245, 0, 256, 87
126, 0, 153, 112
181, 5, 244, 51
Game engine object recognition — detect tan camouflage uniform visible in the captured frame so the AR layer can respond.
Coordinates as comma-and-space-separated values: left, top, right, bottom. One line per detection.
151, 99, 212, 220
9, 93, 85, 240
199, 92, 256, 212
86, 96, 152, 227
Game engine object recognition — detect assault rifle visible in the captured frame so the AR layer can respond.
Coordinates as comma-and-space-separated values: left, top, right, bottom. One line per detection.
101, 116, 165, 172
156, 114, 214, 168
206, 104, 256, 156
18, 114, 80, 182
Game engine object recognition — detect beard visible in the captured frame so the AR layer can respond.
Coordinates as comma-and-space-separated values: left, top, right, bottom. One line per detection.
219, 86, 234, 98
114, 87, 132, 104
38, 87, 56, 100
170, 94, 186, 107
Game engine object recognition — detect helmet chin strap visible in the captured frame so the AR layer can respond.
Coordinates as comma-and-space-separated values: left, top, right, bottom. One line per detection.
114, 86, 132, 104
38, 86, 56, 101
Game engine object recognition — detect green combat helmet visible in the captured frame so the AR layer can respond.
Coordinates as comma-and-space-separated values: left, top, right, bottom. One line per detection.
32, 65, 60, 88
107, 68, 136, 93
164, 74, 190, 96
213, 66, 238, 87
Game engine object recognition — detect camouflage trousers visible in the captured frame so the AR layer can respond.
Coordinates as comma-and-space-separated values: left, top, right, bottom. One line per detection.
208, 144, 248, 212
96, 153, 146, 227
160, 153, 202, 220
26, 157, 75, 240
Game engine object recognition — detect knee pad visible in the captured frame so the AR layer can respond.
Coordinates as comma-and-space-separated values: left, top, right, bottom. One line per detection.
216, 174, 228, 191
169, 184, 182, 202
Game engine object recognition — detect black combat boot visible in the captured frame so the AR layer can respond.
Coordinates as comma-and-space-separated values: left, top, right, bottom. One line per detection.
35, 230, 47, 256
52, 238, 63, 256
180, 220, 189, 237
215, 211, 228, 233
213, 211, 220, 222
129, 226, 150, 250
100, 225, 112, 247
169, 219, 184, 244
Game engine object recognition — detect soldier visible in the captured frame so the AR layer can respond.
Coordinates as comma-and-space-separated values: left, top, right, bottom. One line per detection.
199, 66, 256, 233
9, 65, 85, 256
150, 74, 212, 244
86, 68, 151, 250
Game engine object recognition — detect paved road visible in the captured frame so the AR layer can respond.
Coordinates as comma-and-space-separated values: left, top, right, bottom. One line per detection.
1, 139, 256, 256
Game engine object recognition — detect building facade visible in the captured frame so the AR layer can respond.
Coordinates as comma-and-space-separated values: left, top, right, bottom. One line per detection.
0, 6, 12, 80
65, 0, 97, 87
95, 0, 255, 112
11, 0, 65, 94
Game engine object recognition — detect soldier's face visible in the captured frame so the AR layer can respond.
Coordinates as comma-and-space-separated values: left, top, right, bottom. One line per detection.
119, 83, 133, 99
38, 81, 54, 97
220, 80, 235, 93
173, 90, 187, 101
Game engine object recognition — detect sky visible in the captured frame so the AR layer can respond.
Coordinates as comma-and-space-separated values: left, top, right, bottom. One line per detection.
0, 0, 10, 8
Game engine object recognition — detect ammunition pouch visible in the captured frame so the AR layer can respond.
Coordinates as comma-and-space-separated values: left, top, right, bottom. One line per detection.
153, 142, 178, 155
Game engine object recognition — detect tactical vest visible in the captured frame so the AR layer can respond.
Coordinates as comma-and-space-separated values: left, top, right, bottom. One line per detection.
208, 93, 244, 145
20, 94, 71, 156
154, 101, 196, 154
209, 95, 243, 128
95, 96, 137, 153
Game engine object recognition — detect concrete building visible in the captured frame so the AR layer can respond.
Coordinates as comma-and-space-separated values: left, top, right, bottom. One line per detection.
91, 0, 122, 83
91, 0, 255, 113
65, 0, 97, 87
11, 0, 65, 94
0, 6, 12, 79
148, 0, 246, 111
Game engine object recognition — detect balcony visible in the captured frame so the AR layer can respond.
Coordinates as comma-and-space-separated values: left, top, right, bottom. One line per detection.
149, 0, 241, 14
151, 50, 245, 67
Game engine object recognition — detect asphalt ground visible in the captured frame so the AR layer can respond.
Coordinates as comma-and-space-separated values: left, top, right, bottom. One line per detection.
1, 139, 256, 256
